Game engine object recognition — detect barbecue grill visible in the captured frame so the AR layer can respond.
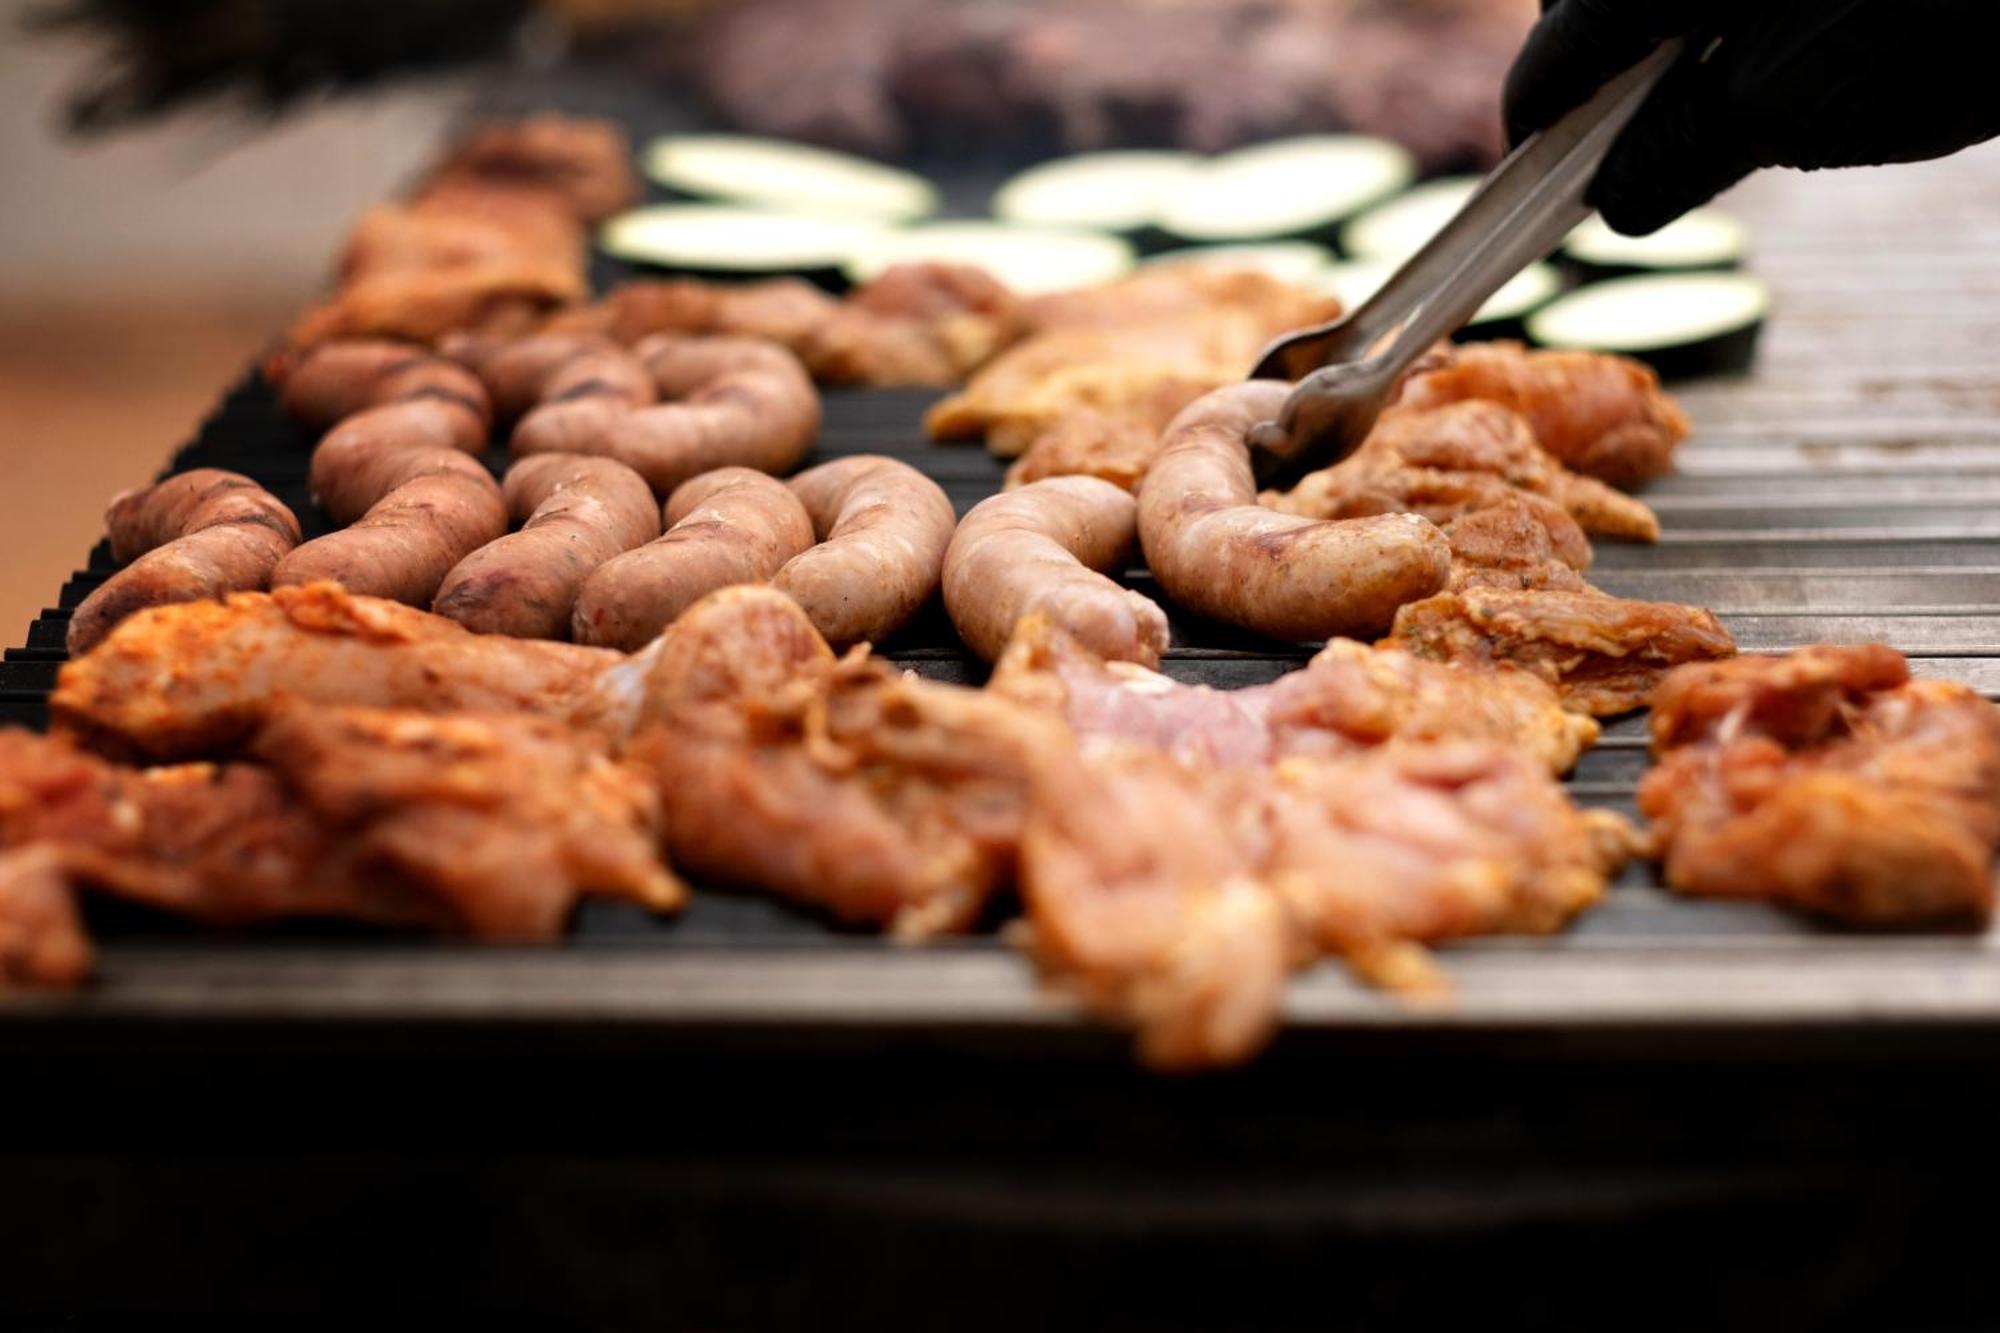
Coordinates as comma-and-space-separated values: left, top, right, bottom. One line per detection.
6, 116, 2000, 1333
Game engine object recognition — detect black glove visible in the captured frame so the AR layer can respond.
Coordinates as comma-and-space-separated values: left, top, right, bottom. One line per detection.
1504, 0, 2000, 235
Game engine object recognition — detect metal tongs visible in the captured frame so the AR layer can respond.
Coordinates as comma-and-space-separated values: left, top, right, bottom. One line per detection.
1247, 38, 1686, 489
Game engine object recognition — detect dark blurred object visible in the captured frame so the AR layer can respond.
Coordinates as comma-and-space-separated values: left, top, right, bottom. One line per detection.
683, 0, 1537, 171
27, 0, 536, 133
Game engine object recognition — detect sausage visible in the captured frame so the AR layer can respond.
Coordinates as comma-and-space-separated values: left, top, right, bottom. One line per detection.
773, 456, 956, 646
443, 330, 655, 423
432, 454, 661, 638
511, 334, 820, 495
943, 475, 1169, 666
67, 470, 302, 656
1138, 381, 1451, 642
571, 467, 815, 650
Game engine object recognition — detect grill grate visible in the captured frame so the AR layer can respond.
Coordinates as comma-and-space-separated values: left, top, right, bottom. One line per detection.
7, 145, 2000, 1033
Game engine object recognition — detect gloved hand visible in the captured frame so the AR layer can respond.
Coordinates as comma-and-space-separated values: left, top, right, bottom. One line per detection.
1504, 0, 2000, 235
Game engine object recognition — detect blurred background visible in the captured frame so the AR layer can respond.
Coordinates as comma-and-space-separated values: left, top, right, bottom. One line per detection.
0, 0, 463, 635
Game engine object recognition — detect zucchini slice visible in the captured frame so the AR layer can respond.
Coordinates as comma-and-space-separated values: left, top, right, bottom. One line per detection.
1338, 176, 1481, 261
1157, 136, 1416, 245
1527, 271, 1769, 380
1140, 241, 1334, 285
993, 151, 1201, 237
843, 222, 1135, 295
1563, 208, 1749, 279
601, 205, 892, 286
1319, 259, 1564, 340
643, 134, 938, 222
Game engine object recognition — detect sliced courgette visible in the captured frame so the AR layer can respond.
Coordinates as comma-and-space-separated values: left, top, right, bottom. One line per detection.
843, 221, 1135, 295
644, 134, 938, 222
1337, 176, 1481, 261
1156, 136, 1416, 246
1526, 271, 1769, 380
601, 205, 892, 287
993, 151, 1201, 242
1562, 208, 1749, 280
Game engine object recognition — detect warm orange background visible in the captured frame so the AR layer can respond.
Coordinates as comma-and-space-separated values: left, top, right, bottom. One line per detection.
0, 5, 465, 642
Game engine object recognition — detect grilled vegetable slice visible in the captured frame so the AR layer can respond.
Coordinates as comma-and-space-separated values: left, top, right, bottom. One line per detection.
993, 151, 1200, 238
1563, 209, 1749, 279
1157, 136, 1416, 245
1338, 176, 1480, 261
843, 222, 1134, 295
600, 205, 891, 286
1527, 272, 1768, 380
644, 134, 937, 221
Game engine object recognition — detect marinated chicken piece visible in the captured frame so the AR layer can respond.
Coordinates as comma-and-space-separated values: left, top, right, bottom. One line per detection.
1021, 738, 1632, 1068
1640, 646, 2000, 926
1270, 400, 1660, 542
1441, 499, 1592, 593
927, 323, 1256, 460
622, 586, 1071, 937
800, 263, 1023, 387
337, 201, 578, 291
1004, 410, 1159, 492
283, 259, 583, 352
1392, 341, 1691, 487
286, 116, 625, 356
991, 613, 1598, 775
50, 582, 621, 761
1019, 745, 1294, 1070
1389, 587, 1737, 716
0, 707, 678, 953
252, 703, 684, 933
0, 846, 91, 989
1017, 265, 1336, 335
929, 268, 1340, 466
1274, 467, 1596, 572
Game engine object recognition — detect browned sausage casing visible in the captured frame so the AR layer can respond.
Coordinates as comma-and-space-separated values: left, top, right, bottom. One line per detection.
270, 342, 508, 607
1138, 382, 1451, 642
571, 467, 815, 650
944, 475, 1169, 666
67, 470, 303, 655
432, 454, 661, 638
774, 456, 956, 646
512, 335, 820, 495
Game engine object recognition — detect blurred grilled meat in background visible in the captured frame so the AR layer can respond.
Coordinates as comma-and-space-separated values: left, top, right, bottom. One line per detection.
34, 0, 1533, 171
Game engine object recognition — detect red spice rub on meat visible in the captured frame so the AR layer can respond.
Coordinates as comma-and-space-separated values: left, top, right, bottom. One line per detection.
1389, 586, 1737, 717
0, 708, 679, 983
1268, 399, 1660, 543
50, 583, 622, 762
623, 585, 1068, 937
1640, 646, 2000, 927
1391, 341, 1691, 488
0, 847, 92, 989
